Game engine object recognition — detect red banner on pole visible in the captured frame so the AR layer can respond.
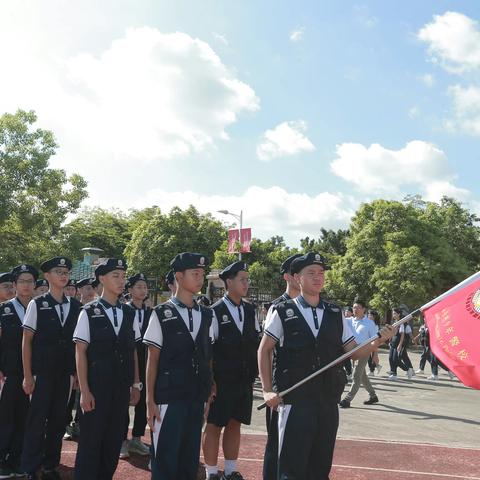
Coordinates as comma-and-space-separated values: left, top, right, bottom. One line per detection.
422, 274, 480, 389
227, 228, 251, 253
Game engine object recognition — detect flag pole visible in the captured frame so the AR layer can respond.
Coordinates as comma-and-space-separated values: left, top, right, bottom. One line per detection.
256, 310, 418, 411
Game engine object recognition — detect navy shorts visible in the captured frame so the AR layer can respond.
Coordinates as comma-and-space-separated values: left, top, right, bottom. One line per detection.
207, 381, 253, 427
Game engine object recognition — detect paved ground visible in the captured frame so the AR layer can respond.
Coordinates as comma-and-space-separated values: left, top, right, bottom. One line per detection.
58, 350, 480, 479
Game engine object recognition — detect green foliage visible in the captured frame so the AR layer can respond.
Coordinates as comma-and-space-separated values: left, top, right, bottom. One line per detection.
0, 110, 88, 270
325, 197, 480, 313
124, 206, 226, 279
58, 207, 132, 260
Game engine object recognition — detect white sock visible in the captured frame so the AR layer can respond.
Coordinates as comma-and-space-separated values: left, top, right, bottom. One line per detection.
205, 464, 218, 476
224, 459, 237, 475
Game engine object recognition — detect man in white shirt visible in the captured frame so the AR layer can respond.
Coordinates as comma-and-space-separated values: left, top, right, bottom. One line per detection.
339, 299, 379, 408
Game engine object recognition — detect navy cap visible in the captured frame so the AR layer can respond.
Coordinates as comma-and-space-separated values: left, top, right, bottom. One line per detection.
65, 279, 77, 288
126, 273, 147, 289
11, 264, 39, 281
40, 257, 72, 273
165, 270, 175, 286
290, 252, 331, 274
170, 252, 207, 272
95, 258, 127, 278
77, 277, 95, 288
92, 278, 100, 289
280, 254, 303, 274
219, 261, 248, 280
0, 272, 13, 284
35, 279, 49, 289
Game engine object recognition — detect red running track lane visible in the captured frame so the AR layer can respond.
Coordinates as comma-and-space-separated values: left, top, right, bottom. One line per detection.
58, 434, 480, 479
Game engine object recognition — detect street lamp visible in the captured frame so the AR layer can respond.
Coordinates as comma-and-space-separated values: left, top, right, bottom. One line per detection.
217, 209, 243, 260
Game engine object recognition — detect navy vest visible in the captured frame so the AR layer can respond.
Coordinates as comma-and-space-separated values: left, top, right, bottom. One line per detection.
31, 293, 81, 376
212, 298, 259, 384
84, 301, 136, 387
273, 299, 346, 404
153, 302, 212, 404
0, 300, 26, 376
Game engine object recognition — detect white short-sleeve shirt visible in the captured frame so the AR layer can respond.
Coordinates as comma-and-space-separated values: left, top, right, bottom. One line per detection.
349, 316, 379, 344
73, 304, 141, 344
264, 296, 355, 347
23, 295, 71, 333
210, 296, 261, 341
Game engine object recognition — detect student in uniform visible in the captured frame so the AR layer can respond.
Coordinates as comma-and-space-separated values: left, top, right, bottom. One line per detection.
258, 252, 395, 480
0, 274, 14, 303
144, 252, 214, 480
165, 270, 176, 296
0, 264, 38, 478
120, 273, 151, 459
339, 300, 380, 408
203, 261, 260, 480
263, 253, 301, 480
21, 257, 82, 480
76, 277, 96, 306
64, 279, 77, 299
73, 258, 142, 480
34, 280, 49, 297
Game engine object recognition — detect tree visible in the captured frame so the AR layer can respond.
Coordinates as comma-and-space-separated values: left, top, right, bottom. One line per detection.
124, 206, 226, 279
325, 198, 480, 313
0, 110, 88, 270
301, 228, 349, 257
59, 207, 132, 260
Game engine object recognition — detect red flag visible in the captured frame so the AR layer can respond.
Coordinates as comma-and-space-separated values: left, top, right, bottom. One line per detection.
227, 228, 251, 253
422, 272, 480, 389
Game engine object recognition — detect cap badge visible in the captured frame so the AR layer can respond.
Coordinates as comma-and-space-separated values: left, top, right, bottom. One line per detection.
21, 265, 27, 271
60, 258, 66, 265
199, 257, 205, 265
118, 260, 123, 266
315, 254, 321, 261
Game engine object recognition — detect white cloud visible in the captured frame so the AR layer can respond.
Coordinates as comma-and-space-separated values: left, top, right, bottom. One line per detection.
418, 11, 480, 74
139, 186, 356, 244
289, 27, 305, 42
0, 26, 259, 181
256, 120, 315, 161
424, 181, 471, 203
420, 73, 435, 87
446, 84, 480, 135
330, 140, 455, 194
408, 106, 421, 119
212, 32, 228, 46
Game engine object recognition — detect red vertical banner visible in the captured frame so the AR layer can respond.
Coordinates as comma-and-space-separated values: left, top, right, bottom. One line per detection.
422, 275, 480, 389
228, 228, 251, 253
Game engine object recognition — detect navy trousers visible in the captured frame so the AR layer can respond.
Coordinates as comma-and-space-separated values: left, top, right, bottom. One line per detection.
0, 375, 29, 467
74, 380, 130, 480
21, 372, 71, 473
150, 400, 203, 480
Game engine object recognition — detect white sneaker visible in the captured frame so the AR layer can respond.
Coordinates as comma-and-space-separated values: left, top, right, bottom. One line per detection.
119, 440, 130, 459
427, 374, 438, 381
407, 368, 415, 379
415, 369, 424, 374
367, 371, 373, 377
387, 374, 398, 381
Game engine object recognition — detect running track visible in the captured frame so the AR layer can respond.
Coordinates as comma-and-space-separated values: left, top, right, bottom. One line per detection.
58, 433, 480, 479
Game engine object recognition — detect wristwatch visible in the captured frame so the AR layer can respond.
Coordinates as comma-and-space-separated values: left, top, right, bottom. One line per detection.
132, 382, 143, 391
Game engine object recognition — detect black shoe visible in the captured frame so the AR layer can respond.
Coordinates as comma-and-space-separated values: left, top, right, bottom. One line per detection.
222, 473, 244, 480
363, 395, 379, 405
41, 470, 61, 480
339, 399, 350, 408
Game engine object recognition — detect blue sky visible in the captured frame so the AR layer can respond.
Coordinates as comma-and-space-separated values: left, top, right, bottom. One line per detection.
0, 1, 479, 245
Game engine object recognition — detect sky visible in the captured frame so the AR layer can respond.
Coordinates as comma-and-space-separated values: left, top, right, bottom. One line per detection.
0, 0, 479, 246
